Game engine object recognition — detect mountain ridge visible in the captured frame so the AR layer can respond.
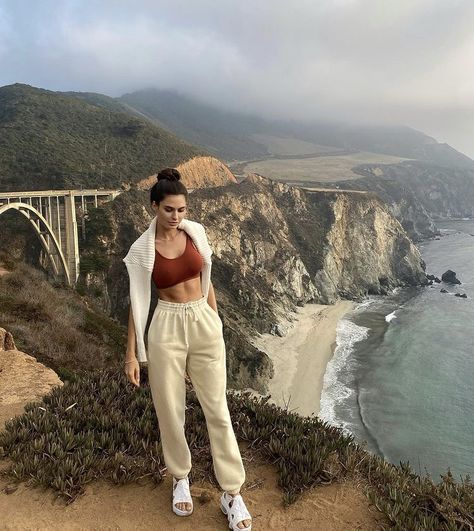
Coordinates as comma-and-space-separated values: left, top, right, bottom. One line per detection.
118, 87, 474, 168
0, 83, 204, 191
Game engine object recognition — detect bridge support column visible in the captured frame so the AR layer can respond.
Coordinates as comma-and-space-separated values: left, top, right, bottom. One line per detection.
64, 192, 80, 285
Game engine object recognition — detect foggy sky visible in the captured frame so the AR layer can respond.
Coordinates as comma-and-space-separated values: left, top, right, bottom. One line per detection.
1, 0, 473, 157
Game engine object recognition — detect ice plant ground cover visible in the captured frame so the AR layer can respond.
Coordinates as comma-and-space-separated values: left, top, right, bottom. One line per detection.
0, 367, 473, 530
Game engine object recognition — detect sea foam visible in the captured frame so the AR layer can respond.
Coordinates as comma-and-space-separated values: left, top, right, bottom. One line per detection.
352, 298, 378, 312
319, 317, 369, 432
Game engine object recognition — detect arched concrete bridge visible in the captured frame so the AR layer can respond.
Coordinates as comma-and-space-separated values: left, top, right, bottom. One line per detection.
0, 189, 121, 286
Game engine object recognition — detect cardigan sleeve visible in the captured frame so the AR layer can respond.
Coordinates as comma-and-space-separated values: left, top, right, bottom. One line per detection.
123, 260, 151, 363
199, 224, 213, 298
200, 223, 213, 257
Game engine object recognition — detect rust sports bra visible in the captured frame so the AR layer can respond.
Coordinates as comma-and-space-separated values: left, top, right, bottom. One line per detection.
152, 232, 203, 289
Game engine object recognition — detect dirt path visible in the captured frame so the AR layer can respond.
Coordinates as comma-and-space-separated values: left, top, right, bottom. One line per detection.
0, 459, 383, 531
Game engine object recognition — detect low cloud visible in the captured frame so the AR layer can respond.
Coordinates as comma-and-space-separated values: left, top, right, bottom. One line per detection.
1, 0, 473, 156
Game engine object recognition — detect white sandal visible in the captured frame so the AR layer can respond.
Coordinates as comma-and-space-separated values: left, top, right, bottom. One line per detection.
172, 476, 193, 517
220, 491, 252, 531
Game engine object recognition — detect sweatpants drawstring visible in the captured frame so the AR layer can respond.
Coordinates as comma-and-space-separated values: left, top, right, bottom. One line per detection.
183, 305, 199, 347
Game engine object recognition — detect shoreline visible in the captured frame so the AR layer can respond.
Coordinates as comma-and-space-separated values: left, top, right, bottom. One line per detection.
253, 299, 356, 417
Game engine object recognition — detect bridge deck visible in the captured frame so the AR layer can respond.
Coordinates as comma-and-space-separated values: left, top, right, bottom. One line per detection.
0, 189, 120, 199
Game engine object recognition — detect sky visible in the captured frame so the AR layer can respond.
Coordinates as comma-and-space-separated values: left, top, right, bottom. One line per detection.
1, 0, 473, 157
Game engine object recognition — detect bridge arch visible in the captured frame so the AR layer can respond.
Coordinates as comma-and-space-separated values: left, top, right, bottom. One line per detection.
0, 202, 71, 285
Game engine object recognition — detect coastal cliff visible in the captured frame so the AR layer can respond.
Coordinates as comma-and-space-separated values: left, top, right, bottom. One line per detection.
78, 173, 427, 392
311, 190, 428, 302
316, 160, 474, 241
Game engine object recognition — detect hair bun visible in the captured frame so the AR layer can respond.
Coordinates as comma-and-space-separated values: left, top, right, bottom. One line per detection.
157, 168, 181, 182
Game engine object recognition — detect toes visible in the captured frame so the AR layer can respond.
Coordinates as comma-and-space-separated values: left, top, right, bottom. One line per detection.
174, 502, 192, 512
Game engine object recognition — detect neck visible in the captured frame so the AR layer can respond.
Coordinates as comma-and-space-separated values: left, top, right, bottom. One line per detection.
155, 224, 180, 241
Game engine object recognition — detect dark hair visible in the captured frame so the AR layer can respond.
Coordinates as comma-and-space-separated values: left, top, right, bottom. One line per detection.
150, 168, 188, 205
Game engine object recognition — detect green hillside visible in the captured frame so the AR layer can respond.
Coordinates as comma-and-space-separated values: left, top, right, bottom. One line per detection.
120, 88, 474, 169
120, 88, 271, 160
0, 84, 204, 191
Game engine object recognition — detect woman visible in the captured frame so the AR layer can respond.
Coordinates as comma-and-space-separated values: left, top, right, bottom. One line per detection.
123, 168, 252, 531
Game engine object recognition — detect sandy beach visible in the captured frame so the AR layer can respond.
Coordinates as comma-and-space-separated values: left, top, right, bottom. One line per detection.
254, 300, 356, 417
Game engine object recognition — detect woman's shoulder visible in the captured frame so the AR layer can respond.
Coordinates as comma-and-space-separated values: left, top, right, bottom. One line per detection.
181, 219, 212, 258
180, 219, 207, 236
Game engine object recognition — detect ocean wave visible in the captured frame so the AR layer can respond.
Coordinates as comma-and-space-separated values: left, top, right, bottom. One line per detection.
319, 317, 370, 432
385, 310, 397, 322
352, 298, 378, 312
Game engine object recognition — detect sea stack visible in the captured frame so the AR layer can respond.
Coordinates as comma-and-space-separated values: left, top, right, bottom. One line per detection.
441, 270, 461, 284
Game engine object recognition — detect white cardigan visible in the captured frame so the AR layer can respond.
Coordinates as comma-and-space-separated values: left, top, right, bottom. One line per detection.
123, 216, 213, 362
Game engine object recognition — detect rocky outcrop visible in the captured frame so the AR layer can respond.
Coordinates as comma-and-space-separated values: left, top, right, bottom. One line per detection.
136, 156, 237, 190
0, 329, 16, 351
80, 173, 427, 391
0, 328, 63, 430
441, 270, 461, 284
177, 156, 237, 188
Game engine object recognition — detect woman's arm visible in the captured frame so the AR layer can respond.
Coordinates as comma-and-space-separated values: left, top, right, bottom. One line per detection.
207, 281, 218, 312
126, 305, 137, 361
124, 305, 140, 387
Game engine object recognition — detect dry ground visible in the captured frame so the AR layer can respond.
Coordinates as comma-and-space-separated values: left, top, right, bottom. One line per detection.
0, 454, 383, 531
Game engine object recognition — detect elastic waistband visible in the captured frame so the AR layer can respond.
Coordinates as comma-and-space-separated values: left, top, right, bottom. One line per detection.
157, 295, 208, 312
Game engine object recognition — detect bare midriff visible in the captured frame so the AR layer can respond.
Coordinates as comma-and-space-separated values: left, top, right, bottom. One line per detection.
157, 276, 203, 303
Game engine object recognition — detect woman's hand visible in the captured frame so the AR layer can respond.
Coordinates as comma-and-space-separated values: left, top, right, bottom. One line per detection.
125, 356, 140, 387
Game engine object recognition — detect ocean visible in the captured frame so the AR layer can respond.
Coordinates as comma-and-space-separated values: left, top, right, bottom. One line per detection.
320, 219, 474, 482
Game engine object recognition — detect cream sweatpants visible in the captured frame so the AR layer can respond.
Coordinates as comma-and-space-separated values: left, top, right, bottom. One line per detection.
147, 295, 246, 493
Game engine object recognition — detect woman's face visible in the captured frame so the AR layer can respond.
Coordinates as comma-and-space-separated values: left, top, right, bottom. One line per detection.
152, 194, 187, 230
